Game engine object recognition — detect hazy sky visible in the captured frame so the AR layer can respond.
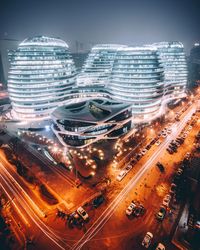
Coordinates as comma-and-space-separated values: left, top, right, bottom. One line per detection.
1, 0, 200, 53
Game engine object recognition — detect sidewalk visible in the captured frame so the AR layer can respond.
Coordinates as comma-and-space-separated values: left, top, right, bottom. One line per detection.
172, 202, 192, 250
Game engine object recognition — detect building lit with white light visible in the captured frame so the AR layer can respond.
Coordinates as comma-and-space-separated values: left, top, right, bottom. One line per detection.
77, 44, 127, 87
51, 98, 132, 148
8, 36, 76, 120
109, 47, 164, 122
152, 42, 188, 99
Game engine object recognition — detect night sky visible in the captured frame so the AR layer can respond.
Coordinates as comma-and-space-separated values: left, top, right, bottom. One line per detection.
1, 0, 200, 53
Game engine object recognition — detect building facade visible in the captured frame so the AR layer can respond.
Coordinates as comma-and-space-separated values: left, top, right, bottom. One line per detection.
77, 44, 126, 87
7, 36, 76, 120
153, 42, 188, 100
51, 98, 132, 148
109, 47, 164, 122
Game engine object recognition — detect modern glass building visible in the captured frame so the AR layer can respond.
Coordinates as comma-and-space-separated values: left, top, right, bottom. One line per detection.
152, 42, 188, 99
77, 44, 126, 87
51, 98, 132, 148
109, 47, 164, 122
8, 36, 76, 120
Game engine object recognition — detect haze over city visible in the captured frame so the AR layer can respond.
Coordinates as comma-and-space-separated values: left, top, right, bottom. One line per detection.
1, 0, 200, 52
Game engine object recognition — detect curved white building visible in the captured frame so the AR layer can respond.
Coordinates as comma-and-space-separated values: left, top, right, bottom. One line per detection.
77, 44, 126, 87
109, 47, 164, 122
8, 36, 76, 120
152, 42, 188, 100
51, 98, 132, 148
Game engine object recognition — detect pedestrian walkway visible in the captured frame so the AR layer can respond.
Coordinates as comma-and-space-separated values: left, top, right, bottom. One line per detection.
172, 202, 192, 250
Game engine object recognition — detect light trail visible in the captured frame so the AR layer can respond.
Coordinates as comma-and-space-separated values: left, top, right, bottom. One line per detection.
0, 161, 70, 249
72, 103, 196, 250
0, 161, 46, 218
0, 182, 30, 226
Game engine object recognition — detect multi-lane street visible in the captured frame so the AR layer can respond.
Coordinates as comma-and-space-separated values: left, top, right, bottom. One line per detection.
71, 101, 197, 250
0, 95, 199, 250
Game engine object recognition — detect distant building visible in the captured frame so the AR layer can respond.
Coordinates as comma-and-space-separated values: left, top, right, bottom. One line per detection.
152, 42, 188, 100
51, 98, 132, 148
0, 38, 19, 87
188, 43, 200, 88
7, 36, 76, 120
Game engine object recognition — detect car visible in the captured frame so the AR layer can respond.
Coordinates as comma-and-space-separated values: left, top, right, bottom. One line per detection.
162, 194, 171, 207
77, 207, 89, 221
170, 183, 177, 195
156, 207, 166, 221
167, 148, 173, 154
116, 170, 127, 181
176, 168, 183, 175
156, 243, 165, 250
155, 140, 161, 146
142, 232, 153, 248
167, 129, 172, 134
124, 164, 132, 173
141, 149, 148, 155
126, 201, 138, 216
92, 195, 104, 208
161, 133, 167, 138
130, 159, 137, 165
146, 144, 151, 150
156, 162, 165, 172
136, 153, 142, 161
133, 205, 145, 217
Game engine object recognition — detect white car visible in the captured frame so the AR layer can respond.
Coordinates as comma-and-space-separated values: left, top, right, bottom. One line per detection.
116, 170, 127, 181
162, 194, 171, 207
141, 149, 148, 155
124, 164, 132, 173
155, 140, 161, 146
77, 207, 89, 221
156, 243, 165, 250
126, 202, 137, 216
162, 133, 167, 138
142, 232, 153, 248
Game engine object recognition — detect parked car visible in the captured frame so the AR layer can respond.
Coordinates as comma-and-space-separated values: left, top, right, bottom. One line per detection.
92, 195, 104, 208
170, 183, 177, 195
162, 194, 171, 207
77, 207, 89, 221
162, 133, 167, 138
141, 149, 148, 155
133, 205, 145, 217
126, 200, 138, 216
116, 170, 127, 181
124, 164, 132, 173
142, 232, 153, 248
155, 140, 161, 146
156, 243, 165, 250
156, 207, 166, 221
156, 162, 165, 172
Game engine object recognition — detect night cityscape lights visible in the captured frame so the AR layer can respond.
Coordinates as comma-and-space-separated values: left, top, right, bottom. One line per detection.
0, 6, 199, 248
